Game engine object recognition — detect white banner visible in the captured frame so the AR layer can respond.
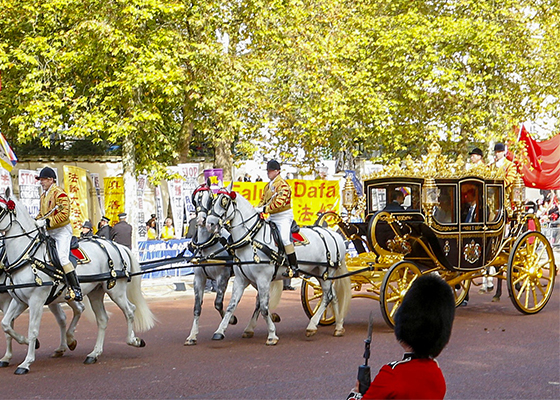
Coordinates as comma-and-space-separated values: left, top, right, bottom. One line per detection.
137, 174, 148, 240
0, 167, 13, 197
178, 163, 199, 214
90, 173, 103, 214
155, 185, 165, 236
18, 169, 41, 218
167, 167, 184, 239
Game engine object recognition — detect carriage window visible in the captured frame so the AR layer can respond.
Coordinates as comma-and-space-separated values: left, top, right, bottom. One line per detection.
368, 184, 420, 213
460, 182, 483, 223
434, 185, 456, 223
487, 186, 503, 222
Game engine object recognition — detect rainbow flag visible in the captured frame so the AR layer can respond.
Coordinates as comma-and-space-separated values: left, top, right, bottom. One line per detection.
0, 131, 17, 171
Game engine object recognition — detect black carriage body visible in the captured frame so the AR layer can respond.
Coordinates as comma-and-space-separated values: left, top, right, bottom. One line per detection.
362, 175, 506, 272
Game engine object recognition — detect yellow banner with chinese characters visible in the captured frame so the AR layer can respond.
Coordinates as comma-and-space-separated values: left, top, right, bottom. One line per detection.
63, 166, 89, 236
230, 180, 340, 226
104, 177, 125, 226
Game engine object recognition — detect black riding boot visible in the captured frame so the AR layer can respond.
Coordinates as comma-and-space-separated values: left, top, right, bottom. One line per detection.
282, 252, 299, 278
65, 270, 83, 301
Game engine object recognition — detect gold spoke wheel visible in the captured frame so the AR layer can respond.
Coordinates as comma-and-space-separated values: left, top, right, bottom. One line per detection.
507, 231, 556, 314
380, 261, 421, 329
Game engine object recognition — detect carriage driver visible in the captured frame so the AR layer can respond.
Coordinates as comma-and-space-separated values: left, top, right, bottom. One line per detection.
255, 160, 298, 278
35, 167, 83, 301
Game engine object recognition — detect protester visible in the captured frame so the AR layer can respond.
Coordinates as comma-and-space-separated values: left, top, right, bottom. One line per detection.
160, 217, 175, 240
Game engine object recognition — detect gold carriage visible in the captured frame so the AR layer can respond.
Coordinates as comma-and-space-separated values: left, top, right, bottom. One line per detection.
301, 142, 557, 328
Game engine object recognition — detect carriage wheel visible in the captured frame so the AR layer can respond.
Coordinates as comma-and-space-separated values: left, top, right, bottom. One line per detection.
507, 231, 556, 314
300, 277, 335, 326
438, 271, 471, 307
380, 261, 421, 329
315, 211, 341, 230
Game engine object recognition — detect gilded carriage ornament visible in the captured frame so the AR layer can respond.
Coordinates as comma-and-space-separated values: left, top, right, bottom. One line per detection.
443, 240, 450, 256
463, 240, 481, 264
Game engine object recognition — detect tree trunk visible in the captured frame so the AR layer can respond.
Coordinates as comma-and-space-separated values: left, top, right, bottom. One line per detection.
214, 136, 233, 181
177, 102, 194, 163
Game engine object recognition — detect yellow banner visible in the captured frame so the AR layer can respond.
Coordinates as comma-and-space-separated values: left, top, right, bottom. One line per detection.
63, 166, 89, 236
104, 177, 125, 226
231, 179, 340, 226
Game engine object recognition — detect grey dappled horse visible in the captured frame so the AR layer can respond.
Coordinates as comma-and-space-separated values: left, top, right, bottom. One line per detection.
206, 186, 351, 345
0, 190, 155, 374
185, 185, 282, 345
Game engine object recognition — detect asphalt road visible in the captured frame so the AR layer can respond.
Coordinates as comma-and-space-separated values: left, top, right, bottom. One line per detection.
1, 278, 559, 399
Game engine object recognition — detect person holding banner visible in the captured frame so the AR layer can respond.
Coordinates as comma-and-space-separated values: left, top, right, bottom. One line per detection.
256, 160, 298, 278
35, 167, 83, 301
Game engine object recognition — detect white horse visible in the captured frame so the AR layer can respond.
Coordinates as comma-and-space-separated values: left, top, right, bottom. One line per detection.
206, 186, 351, 345
0, 281, 81, 368
0, 190, 155, 374
185, 185, 282, 345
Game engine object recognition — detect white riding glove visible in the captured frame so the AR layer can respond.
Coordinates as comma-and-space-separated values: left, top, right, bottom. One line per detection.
255, 206, 264, 214
35, 219, 47, 229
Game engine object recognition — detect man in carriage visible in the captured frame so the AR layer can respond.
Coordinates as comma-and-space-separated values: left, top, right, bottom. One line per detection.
35, 167, 83, 301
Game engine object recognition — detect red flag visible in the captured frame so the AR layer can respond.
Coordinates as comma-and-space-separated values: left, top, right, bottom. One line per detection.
516, 126, 560, 190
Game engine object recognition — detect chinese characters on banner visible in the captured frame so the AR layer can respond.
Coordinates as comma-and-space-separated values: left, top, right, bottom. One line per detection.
137, 174, 148, 240
154, 185, 165, 235
178, 163, 199, 214
167, 167, 183, 239
18, 169, 41, 218
104, 176, 124, 226
63, 166, 89, 236
231, 179, 340, 226
0, 167, 13, 197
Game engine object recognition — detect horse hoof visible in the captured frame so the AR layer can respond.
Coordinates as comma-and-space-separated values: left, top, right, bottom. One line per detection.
212, 333, 225, 341
0, 361, 9, 368
271, 313, 281, 323
68, 339, 77, 351
184, 339, 197, 346
14, 367, 29, 375
84, 356, 97, 365
306, 329, 317, 337
491, 296, 500, 303
242, 331, 254, 339
35, 339, 40, 350
266, 338, 278, 346
333, 328, 345, 337
230, 315, 238, 325
51, 350, 65, 358
138, 339, 146, 348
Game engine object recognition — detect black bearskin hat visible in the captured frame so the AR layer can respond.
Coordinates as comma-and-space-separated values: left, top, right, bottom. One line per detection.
394, 274, 455, 358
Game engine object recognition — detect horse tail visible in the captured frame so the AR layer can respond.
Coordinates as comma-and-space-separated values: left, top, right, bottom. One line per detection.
333, 256, 351, 320
268, 279, 283, 311
125, 248, 156, 332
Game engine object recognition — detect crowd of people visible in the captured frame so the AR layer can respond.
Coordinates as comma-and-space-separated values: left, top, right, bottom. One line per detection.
535, 190, 560, 227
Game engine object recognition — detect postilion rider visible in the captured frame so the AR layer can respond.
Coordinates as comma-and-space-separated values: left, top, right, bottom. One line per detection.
255, 160, 298, 277
35, 167, 83, 301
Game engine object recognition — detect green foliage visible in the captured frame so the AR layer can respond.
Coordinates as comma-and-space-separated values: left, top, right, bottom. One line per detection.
0, 0, 559, 178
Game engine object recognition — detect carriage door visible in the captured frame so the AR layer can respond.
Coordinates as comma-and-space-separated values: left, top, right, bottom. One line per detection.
485, 184, 505, 261
459, 180, 485, 270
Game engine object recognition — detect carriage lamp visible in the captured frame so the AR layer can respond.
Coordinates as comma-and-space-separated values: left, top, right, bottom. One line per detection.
511, 175, 526, 212
422, 177, 440, 225
342, 178, 358, 215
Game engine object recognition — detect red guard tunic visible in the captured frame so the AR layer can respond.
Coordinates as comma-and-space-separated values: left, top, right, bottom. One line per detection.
363, 355, 446, 400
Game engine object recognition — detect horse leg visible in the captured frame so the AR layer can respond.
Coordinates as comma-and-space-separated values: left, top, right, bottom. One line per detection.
48, 303, 69, 358
83, 288, 108, 364
212, 276, 249, 341
493, 271, 503, 302
13, 298, 45, 374
255, 280, 278, 346
64, 300, 84, 351
1, 300, 30, 347
105, 283, 145, 349
306, 280, 334, 337
215, 274, 237, 326
242, 291, 261, 339
0, 296, 16, 367
185, 274, 206, 346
